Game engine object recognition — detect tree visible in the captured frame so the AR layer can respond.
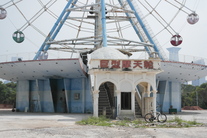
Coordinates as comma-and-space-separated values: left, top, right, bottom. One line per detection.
181, 83, 207, 109
0, 81, 16, 104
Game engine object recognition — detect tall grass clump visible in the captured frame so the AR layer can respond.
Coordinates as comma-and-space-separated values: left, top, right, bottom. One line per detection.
76, 116, 112, 126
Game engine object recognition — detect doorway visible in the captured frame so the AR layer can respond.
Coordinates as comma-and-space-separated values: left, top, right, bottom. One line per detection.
121, 92, 131, 110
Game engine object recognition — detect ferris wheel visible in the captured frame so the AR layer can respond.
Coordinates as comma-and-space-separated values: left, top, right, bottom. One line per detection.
0, 0, 200, 60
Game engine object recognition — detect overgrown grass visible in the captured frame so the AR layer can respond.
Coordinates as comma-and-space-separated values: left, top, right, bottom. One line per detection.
168, 116, 183, 125
76, 116, 203, 128
76, 116, 112, 127
167, 116, 203, 127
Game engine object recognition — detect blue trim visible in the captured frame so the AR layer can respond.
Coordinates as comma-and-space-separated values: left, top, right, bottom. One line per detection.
118, 0, 151, 55
101, 0, 107, 47
33, 0, 77, 60
126, 0, 163, 60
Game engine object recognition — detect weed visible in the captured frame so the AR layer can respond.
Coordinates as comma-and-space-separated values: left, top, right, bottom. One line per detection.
76, 116, 203, 128
115, 120, 130, 126
76, 116, 110, 126
131, 119, 145, 125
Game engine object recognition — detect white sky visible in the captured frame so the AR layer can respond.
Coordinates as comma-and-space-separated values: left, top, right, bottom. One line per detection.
0, 0, 206, 62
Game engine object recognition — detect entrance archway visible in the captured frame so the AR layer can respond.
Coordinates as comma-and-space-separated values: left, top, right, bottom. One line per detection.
98, 81, 115, 118
135, 82, 157, 116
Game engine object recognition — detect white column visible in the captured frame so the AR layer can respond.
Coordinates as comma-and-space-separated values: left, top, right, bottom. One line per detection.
116, 90, 121, 116
93, 90, 99, 117
141, 91, 145, 116
147, 83, 151, 97
152, 90, 157, 116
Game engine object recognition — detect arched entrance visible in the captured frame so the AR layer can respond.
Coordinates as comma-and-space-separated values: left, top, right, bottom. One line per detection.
98, 81, 115, 118
135, 82, 157, 116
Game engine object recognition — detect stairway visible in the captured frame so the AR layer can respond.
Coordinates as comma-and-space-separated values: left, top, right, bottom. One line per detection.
135, 95, 142, 118
98, 84, 112, 118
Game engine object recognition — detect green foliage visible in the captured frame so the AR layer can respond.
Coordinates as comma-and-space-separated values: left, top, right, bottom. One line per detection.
168, 116, 182, 125
0, 81, 16, 104
181, 83, 207, 109
76, 116, 203, 128
114, 120, 130, 126
167, 116, 202, 127
76, 116, 112, 126
181, 84, 196, 93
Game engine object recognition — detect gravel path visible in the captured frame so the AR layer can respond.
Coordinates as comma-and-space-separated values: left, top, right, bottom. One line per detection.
0, 109, 207, 138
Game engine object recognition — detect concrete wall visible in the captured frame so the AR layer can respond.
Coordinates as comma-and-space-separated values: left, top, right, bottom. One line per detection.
170, 81, 181, 112
29, 80, 40, 112
16, 80, 29, 112
39, 79, 54, 112
29, 80, 54, 112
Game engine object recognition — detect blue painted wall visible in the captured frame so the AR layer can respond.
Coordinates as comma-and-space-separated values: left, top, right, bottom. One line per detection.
29, 80, 40, 112
64, 77, 93, 113
16, 80, 29, 112
157, 80, 181, 113
39, 79, 54, 112
85, 76, 93, 113
16, 77, 93, 114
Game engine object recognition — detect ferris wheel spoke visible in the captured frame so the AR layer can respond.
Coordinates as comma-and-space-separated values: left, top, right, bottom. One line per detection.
20, 0, 57, 31
1, 0, 201, 59
2, 0, 23, 9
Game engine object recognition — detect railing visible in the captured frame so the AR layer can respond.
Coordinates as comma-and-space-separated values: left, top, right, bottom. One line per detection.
130, 0, 168, 61
0, 52, 35, 62
0, 51, 206, 67
0, 51, 80, 62
171, 54, 207, 65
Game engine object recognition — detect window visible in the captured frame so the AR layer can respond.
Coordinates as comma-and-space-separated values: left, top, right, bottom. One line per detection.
74, 93, 80, 100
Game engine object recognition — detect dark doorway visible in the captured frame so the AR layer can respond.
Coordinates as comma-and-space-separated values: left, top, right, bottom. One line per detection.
121, 92, 131, 110
50, 79, 67, 113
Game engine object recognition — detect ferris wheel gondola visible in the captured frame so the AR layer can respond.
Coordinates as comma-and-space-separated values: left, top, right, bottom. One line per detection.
187, 12, 199, 24
0, 7, 7, 19
170, 34, 183, 46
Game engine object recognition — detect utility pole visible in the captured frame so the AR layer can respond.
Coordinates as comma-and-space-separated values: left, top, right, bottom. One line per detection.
196, 91, 198, 106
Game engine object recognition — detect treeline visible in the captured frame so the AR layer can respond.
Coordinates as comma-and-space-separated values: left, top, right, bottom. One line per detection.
0, 81, 16, 104
182, 83, 207, 109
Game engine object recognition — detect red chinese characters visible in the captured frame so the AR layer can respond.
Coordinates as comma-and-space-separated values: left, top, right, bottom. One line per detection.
100, 60, 109, 68
144, 61, 153, 69
122, 60, 131, 68
99, 60, 153, 69
111, 60, 120, 68
133, 60, 142, 68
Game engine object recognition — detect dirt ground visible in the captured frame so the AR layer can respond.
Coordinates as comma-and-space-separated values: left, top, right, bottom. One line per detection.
0, 109, 207, 138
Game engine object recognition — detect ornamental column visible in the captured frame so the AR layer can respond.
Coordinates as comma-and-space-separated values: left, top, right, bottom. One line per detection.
93, 90, 99, 117
131, 90, 136, 115
115, 90, 121, 116
152, 90, 157, 116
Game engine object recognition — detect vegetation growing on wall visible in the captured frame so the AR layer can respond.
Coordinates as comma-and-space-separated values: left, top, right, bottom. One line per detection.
0, 81, 16, 104
182, 83, 207, 109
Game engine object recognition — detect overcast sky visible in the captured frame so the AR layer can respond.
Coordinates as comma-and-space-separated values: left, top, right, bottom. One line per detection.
0, 0, 206, 62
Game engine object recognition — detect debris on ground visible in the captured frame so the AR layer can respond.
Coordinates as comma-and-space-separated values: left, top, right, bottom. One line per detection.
182, 106, 204, 110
